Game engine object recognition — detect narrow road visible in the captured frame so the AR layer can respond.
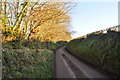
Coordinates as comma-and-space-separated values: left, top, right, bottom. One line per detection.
55, 46, 112, 79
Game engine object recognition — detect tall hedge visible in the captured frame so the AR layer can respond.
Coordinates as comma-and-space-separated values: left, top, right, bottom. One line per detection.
66, 31, 120, 77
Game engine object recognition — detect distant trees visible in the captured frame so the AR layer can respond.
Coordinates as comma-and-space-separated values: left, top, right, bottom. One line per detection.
0, 0, 74, 42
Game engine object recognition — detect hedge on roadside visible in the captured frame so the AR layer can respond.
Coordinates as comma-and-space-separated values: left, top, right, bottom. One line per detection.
66, 31, 120, 77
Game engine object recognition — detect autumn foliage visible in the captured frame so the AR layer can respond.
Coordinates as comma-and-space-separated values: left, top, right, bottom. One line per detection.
0, 1, 74, 42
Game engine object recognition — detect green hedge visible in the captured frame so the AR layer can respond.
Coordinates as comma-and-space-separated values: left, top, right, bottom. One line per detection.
66, 31, 120, 77
2, 39, 68, 78
3, 49, 54, 78
2, 40, 68, 50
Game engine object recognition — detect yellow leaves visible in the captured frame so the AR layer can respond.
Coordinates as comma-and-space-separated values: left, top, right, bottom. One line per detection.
1, 1, 73, 42
30, 19, 72, 42
29, 2, 71, 26
1, 26, 5, 31
4, 36, 15, 42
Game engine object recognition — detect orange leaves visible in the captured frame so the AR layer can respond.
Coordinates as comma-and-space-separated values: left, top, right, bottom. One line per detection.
45, 37, 51, 40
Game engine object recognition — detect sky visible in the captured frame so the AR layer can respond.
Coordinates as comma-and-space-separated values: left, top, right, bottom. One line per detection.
70, 2, 118, 38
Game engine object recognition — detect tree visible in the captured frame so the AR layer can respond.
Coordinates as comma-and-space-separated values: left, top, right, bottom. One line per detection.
1, 0, 75, 42
29, 2, 74, 42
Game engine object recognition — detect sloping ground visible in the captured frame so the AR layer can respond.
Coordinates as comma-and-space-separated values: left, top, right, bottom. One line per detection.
66, 31, 120, 77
